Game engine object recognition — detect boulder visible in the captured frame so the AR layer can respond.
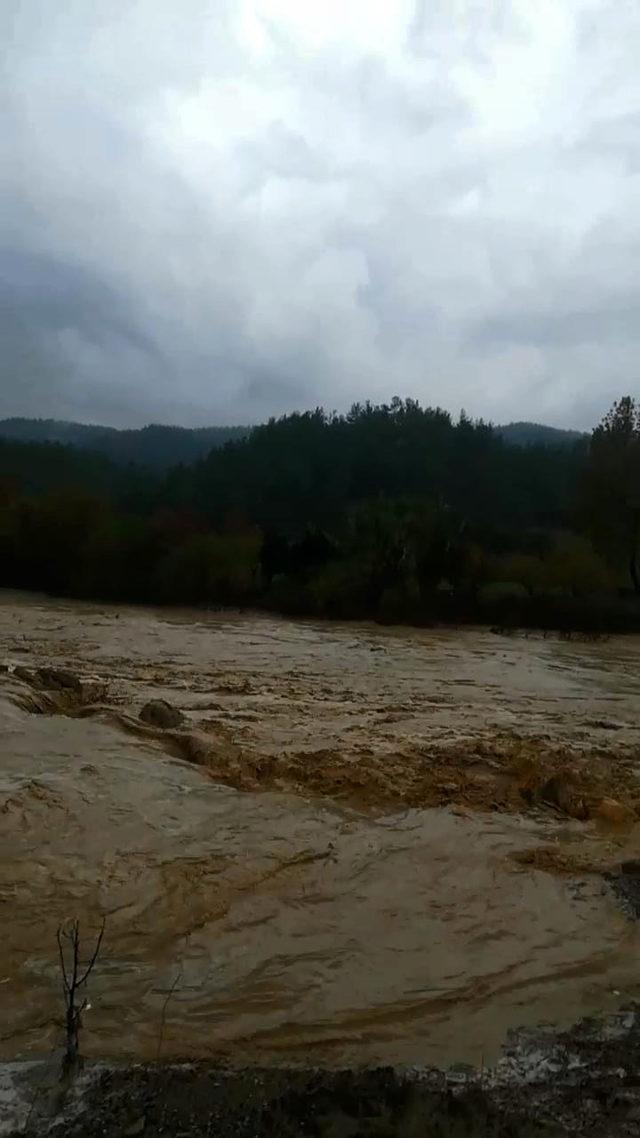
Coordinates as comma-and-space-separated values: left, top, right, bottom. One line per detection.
594, 797, 636, 826
606, 860, 640, 918
35, 667, 82, 690
139, 699, 185, 729
538, 773, 587, 819
620, 860, 640, 875
13, 666, 107, 705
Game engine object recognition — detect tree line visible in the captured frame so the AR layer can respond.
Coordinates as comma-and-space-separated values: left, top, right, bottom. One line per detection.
1, 396, 639, 631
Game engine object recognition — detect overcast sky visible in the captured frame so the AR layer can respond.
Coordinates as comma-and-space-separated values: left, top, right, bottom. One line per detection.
2, 1, 640, 429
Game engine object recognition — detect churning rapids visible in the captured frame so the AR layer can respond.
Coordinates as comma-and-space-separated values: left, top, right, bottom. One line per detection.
2, 591, 640, 1071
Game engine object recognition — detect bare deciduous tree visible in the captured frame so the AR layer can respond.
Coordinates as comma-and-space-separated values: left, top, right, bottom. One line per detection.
56, 918, 105, 1079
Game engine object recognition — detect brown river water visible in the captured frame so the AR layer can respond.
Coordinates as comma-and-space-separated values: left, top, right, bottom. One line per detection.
1, 592, 640, 1070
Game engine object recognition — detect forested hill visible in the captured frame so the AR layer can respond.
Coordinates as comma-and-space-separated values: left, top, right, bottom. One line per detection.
498, 422, 585, 447
0, 396, 638, 632
0, 404, 586, 527
0, 418, 249, 469
172, 403, 587, 535
0, 415, 581, 469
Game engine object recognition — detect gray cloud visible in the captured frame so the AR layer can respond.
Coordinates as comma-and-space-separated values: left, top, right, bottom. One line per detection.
470, 295, 640, 350
2, 0, 640, 429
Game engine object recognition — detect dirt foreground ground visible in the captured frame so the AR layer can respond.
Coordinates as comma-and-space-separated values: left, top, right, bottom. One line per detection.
4, 1006, 640, 1136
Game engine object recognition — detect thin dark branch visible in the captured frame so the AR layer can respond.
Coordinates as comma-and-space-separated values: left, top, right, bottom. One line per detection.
70, 919, 80, 993
77, 919, 106, 988
156, 966, 183, 1062
56, 927, 70, 995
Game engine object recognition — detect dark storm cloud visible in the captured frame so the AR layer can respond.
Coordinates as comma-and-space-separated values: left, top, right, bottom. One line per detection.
1, 249, 154, 351
2, 1, 640, 428
0, 248, 166, 423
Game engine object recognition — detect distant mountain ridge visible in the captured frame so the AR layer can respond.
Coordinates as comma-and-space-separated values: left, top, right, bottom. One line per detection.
0, 416, 585, 470
0, 418, 249, 469
497, 421, 586, 447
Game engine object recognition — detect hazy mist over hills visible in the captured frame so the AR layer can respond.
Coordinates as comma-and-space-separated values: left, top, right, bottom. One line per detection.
0, 416, 584, 469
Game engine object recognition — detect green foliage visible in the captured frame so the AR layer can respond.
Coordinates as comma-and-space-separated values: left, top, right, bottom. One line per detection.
75, 513, 161, 601
488, 538, 611, 598
2, 491, 110, 594
0, 439, 119, 498
490, 553, 547, 596
346, 500, 408, 607
190, 399, 584, 537
545, 534, 612, 596
305, 558, 373, 619
154, 533, 260, 605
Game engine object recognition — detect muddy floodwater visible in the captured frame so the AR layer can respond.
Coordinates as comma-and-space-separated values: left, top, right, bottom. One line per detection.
2, 591, 640, 1071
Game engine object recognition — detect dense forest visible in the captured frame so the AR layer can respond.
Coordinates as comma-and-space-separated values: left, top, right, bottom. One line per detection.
1, 397, 639, 632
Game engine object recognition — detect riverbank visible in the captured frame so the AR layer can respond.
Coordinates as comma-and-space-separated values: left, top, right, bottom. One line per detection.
5, 1006, 640, 1136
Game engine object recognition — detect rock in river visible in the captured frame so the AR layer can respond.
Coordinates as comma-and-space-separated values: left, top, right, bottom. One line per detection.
139, 699, 185, 729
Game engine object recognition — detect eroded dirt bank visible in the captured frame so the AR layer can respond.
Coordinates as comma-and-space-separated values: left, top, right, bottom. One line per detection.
6, 1008, 640, 1136
2, 591, 640, 1079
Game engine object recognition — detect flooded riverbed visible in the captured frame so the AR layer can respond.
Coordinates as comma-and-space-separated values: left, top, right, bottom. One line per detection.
1, 592, 640, 1069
